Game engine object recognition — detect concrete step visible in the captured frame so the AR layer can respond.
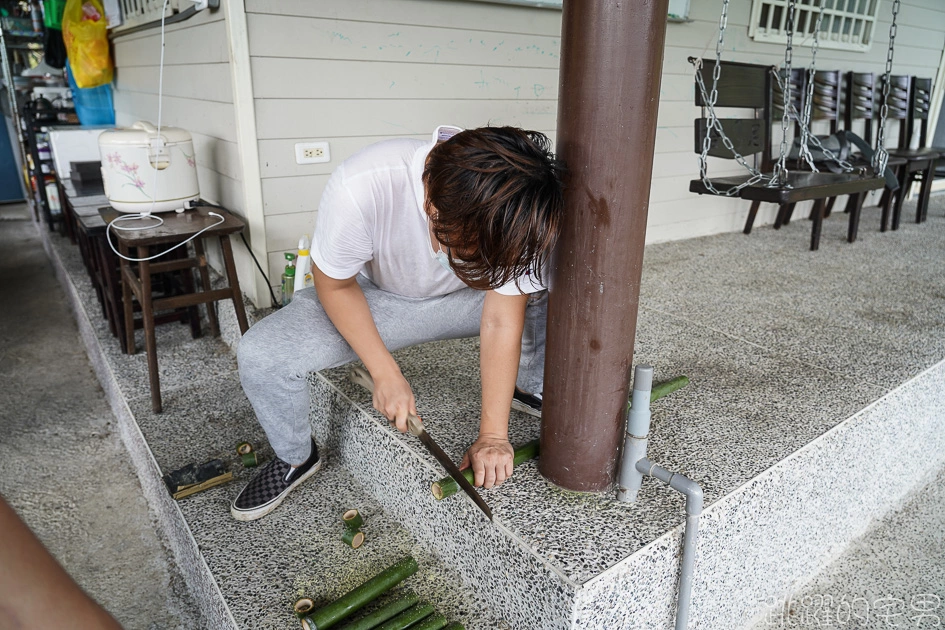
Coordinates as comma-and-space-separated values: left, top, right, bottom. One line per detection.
311, 333, 945, 629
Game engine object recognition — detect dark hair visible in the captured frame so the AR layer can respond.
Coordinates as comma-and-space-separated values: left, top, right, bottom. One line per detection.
423, 126, 565, 291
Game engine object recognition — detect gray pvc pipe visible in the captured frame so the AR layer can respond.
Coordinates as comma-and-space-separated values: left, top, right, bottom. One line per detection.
637, 458, 703, 630
617, 365, 654, 502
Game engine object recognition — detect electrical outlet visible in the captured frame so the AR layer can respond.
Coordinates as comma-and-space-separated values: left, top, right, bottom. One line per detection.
295, 141, 331, 165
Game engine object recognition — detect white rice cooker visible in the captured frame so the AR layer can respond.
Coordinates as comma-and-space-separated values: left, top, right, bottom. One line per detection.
98, 121, 200, 213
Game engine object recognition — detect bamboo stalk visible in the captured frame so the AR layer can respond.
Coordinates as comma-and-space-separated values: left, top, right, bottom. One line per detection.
410, 612, 448, 630
374, 603, 434, 630
301, 556, 419, 630
631, 375, 690, 408
341, 529, 366, 549
430, 376, 688, 501
443, 623, 465, 630
431, 440, 539, 501
336, 591, 420, 630
342, 509, 363, 531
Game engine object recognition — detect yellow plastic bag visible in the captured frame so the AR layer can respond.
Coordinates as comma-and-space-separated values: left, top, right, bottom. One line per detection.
62, 0, 112, 88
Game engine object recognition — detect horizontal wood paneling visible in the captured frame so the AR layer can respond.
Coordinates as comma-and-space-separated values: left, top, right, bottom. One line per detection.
115, 64, 233, 103
245, 0, 562, 37
251, 57, 559, 101
113, 91, 238, 143
254, 98, 556, 139
247, 14, 560, 68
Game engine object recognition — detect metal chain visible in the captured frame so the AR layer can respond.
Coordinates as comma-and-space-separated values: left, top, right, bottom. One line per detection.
771, 67, 857, 172
796, 2, 826, 172
690, 0, 774, 196
771, 0, 798, 188
873, 0, 901, 175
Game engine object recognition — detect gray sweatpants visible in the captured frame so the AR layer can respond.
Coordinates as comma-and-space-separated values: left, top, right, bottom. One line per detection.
237, 276, 547, 465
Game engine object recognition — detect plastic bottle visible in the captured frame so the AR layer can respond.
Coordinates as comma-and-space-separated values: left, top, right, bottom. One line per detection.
281, 252, 297, 306
293, 234, 314, 294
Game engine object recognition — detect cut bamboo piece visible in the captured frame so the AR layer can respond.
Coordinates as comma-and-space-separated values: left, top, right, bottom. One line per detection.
342, 509, 363, 531
295, 597, 316, 617
341, 529, 366, 549
443, 623, 465, 630
410, 612, 448, 630
430, 375, 690, 501
431, 440, 538, 501
241, 452, 258, 467
374, 603, 434, 630
301, 556, 419, 630
336, 591, 419, 630
236, 441, 254, 455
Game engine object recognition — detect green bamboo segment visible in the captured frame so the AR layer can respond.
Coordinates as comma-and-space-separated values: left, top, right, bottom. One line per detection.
241, 452, 258, 467
342, 509, 363, 531
294, 597, 316, 618
633, 375, 690, 408
301, 556, 419, 630
410, 612, 448, 630
431, 439, 539, 501
374, 603, 435, 630
336, 591, 420, 630
341, 529, 366, 549
443, 623, 465, 630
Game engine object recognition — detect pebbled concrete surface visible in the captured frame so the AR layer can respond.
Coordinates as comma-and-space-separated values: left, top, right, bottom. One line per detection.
0, 205, 200, 630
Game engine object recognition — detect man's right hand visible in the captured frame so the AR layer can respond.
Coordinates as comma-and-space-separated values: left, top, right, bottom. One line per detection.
371, 368, 418, 434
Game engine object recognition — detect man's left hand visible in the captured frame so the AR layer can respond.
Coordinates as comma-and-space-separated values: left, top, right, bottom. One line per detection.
460, 434, 514, 489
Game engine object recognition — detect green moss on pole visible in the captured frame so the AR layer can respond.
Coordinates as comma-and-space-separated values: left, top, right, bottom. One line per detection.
374, 603, 435, 630
301, 556, 419, 630
335, 591, 419, 630
410, 612, 448, 630
431, 440, 539, 500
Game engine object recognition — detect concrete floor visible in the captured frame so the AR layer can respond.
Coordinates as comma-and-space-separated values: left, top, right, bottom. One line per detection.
753, 465, 945, 630
0, 204, 199, 629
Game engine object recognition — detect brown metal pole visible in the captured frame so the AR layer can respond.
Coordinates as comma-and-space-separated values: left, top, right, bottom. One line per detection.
539, 0, 670, 491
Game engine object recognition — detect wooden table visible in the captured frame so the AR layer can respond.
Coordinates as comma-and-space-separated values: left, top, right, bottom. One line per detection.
102, 205, 249, 412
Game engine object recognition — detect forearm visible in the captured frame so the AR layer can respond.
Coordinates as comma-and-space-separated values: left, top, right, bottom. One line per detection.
479, 295, 527, 439
313, 267, 399, 378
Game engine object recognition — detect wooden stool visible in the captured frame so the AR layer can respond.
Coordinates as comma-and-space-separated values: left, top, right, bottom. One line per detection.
102, 205, 250, 412
76, 207, 198, 352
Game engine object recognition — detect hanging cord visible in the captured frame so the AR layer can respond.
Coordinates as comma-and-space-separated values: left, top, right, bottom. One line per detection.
107, 0, 188, 262
105, 209, 226, 262
193, 202, 280, 309
873, 0, 901, 176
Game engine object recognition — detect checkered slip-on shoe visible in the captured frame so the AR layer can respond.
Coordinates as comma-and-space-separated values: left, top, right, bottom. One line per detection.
511, 389, 542, 418
230, 440, 321, 522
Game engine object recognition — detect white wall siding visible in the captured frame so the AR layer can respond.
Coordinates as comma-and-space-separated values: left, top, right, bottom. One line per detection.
245, 0, 561, 287
245, 0, 944, 285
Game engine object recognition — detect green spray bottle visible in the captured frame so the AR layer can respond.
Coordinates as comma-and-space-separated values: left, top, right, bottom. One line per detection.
282, 252, 297, 306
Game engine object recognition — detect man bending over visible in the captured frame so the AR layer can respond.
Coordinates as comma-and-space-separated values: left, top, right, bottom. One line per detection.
231, 125, 564, 521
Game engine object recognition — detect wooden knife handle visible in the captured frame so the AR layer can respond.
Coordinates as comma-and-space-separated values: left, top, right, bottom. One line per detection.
347, 365, 424, 437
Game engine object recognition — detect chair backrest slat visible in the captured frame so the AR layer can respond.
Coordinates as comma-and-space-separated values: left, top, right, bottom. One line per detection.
693, 59, 772, 168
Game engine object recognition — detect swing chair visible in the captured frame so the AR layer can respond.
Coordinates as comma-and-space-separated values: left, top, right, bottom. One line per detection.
689, 0, 902, 250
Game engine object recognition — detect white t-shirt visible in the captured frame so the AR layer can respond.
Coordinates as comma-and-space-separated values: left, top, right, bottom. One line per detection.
310, 128, 545, 298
